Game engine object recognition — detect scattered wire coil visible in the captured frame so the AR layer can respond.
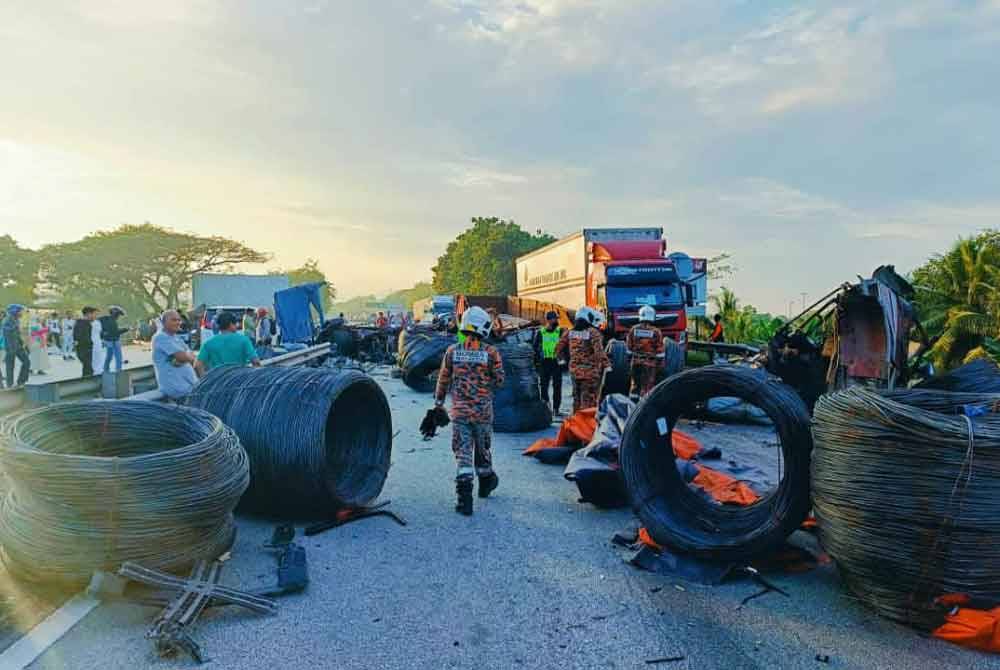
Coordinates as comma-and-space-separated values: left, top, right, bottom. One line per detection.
812, 387, 1000, 629
0, 401, 248, 585
619, 365, 813, 561
184, 366, 392, 517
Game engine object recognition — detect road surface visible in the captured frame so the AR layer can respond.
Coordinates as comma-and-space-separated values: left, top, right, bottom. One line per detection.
9, 370, 1000, 669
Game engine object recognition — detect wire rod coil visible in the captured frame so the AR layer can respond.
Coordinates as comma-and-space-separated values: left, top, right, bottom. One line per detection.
619, 365, 813, 561
0, 401, 248, 585
812, 386, 1000, 629
184, 365, 392, 516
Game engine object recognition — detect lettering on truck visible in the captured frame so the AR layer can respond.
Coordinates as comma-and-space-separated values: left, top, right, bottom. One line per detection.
523, 268, 568, 288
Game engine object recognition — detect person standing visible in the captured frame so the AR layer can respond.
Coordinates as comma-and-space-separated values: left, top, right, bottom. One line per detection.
73, 307, 99, 377
626, 305, 665, 401
99, 306, 129, 373
28, 316, 51, 376
254, 307, 273, 358
433, 306, 505, 516
2, 305, 30, 389
61, 312, 75, 360
152, 310, 199, 400
532, 311, 565, 415
709, 314, 725, 343
557, 306, 611, 413
196, 311, 260, 375
375, 311, 388, 329
242, 308, 256, 340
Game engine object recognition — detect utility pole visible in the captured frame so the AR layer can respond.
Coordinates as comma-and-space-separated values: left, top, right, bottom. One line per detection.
788, 300, 795, 318
801, 292, 808, 312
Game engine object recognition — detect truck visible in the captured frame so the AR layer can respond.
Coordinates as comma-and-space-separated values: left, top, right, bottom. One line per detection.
515, 228, 706, 389
191, 273, 290, 348
413, 295, 456, 323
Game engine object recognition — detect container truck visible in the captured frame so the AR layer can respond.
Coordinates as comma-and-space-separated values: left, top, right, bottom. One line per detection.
515, 227, 706, 390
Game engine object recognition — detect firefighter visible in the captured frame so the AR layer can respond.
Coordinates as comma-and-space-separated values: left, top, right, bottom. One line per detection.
532, 311, 565, 415
434, 306, 505, 516
626, 305, 665, 401
557, 306, 611, 413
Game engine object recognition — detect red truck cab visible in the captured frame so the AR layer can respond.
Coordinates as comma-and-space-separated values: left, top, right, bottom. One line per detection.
587, 240, 692, 349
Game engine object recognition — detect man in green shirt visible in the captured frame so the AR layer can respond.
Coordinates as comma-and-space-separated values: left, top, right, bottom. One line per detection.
196, 311, 260, 376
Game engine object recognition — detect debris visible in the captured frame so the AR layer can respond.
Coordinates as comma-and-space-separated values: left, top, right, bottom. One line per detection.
119, 560, 276, 663
304, 501, 407, 536
815, 654, 830, 663
254, 525, 309, 597
645, 656, 685, 664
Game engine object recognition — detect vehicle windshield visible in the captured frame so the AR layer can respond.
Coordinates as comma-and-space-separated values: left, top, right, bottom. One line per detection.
607, 284, 682, 310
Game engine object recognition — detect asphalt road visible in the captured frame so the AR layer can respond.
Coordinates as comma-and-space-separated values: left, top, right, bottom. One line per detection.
19, 371, 1000, 670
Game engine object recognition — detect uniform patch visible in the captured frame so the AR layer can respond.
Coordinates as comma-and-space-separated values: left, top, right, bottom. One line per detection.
634, 329, 655, 338
568, 330, 591, 340
453, 349, 489, 365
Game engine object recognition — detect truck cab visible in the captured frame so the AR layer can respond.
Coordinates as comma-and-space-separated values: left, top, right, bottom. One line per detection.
588, 240, 692, 348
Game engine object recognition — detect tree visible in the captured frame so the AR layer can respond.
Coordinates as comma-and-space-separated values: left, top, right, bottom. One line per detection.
432, 217, 555, 295
283, 259, 336, 310
0, 235, 40, 306
40, 223, 269, 317
708, 286, 785, 344
912, 231, 1000, 369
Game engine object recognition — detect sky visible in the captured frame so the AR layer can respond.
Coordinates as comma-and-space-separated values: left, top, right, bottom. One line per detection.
1, 1, 998, 313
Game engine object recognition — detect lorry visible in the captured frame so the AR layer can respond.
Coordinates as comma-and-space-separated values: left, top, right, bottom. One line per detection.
515, 227, 706, 390
191, 273, 290, 348
413, 295, 456, 323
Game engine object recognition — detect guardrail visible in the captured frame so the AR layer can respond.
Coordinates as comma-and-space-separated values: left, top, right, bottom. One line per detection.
687, 340, 762, 357
2, 343, 332, 414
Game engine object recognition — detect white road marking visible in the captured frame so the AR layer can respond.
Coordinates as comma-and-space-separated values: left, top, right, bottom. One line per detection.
0, 592, 99, 669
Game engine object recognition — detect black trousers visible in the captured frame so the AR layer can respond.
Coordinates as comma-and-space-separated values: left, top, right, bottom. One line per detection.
77, 345, 94, 377
4, 349, 30, 388
538, 358, 563, 412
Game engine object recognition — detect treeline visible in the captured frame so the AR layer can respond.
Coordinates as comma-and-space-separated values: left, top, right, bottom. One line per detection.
0, 224, 334, 318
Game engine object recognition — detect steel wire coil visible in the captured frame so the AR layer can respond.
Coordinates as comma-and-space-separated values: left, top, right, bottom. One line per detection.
812, 387, 1000, 629
0, 401, 248, 585
184, 366, 392, 516
619, 365, 813, 561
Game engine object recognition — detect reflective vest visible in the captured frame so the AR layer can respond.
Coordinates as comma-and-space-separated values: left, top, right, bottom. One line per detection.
541, 328, 560, 359
457, 331, 467, 346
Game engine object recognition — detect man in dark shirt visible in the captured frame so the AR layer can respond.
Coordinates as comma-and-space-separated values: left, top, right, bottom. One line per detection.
74, 307, 98, 377
2, 305, 29, 388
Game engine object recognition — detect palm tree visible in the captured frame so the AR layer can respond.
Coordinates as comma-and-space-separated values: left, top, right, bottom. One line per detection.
913, 233, 1000, 370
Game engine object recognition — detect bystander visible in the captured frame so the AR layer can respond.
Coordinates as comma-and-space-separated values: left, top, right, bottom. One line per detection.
196, 311, 260, 375
152, 309, 199, 399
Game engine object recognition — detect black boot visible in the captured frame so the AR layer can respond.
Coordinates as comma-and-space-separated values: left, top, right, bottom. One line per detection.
478, 472, 499, 498
455, 478, 473, 516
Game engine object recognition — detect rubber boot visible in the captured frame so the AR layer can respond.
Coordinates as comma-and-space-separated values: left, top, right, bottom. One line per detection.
478, 472, 499, 498
455, 478, 473, 516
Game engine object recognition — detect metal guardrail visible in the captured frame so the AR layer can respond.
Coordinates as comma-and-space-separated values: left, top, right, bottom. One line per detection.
2, 343, 332, 414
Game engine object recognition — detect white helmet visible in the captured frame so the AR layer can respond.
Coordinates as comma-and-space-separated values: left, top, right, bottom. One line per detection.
639, 305, 656, 322
460, 306, 492, 338
575, 306, 602, 327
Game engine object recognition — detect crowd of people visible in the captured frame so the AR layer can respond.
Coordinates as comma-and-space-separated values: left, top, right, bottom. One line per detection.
1, 304, 133, 389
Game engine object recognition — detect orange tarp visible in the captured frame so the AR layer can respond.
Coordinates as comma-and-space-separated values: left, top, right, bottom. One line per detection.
526, 410, 759, 506
934, 596, 1000, 654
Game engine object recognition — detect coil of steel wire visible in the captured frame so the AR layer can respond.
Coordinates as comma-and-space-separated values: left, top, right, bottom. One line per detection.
812, 387, 1000, 629
184, 365, 392, 517
619, 365, 813, 561
0, 401, 248, 585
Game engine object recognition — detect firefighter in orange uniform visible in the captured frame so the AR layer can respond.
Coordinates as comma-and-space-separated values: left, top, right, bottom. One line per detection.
434, 306, 505, 516
626, 305, 665, 401
557, 306, 611, 413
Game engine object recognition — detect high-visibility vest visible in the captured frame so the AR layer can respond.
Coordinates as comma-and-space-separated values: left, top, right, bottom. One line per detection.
457, 331, 467, 346
541, 328, 560, 359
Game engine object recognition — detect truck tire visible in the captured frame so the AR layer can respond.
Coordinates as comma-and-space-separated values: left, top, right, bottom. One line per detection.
604, 340, 630, 396
493, 342, 552, 433
662, 338, 684, 379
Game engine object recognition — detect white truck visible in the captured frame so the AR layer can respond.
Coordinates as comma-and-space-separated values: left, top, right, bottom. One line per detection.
191, 273, 290, 348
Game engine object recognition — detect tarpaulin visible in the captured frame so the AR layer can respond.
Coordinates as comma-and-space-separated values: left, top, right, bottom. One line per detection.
275, 282, 326, 344
523, 408, 598, 460
933, 595, 1000, 654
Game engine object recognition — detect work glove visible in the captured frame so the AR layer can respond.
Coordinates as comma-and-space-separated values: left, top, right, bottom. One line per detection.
419, 406, 451, 440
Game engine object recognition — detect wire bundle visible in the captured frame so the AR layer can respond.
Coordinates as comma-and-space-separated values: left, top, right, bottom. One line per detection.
619, 365, 813, 561
0, 401, 248, 585
185, 366, 392, 517
398, 332, 454, 392
812, 387, 1000, 629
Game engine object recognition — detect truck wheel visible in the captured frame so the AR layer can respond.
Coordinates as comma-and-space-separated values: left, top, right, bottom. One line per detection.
663, 339, 684, 379
605, 340, 631, 396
